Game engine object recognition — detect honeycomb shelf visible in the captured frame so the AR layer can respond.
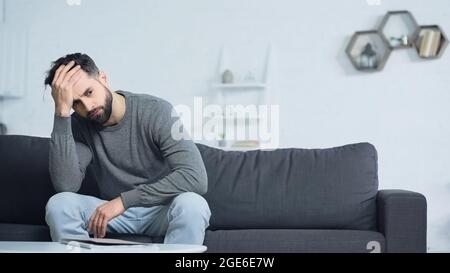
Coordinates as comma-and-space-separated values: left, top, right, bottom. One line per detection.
413, 25, 448, 59
346, 10, 447, 72
379, 10, 419, 49
346, 30, 392, 72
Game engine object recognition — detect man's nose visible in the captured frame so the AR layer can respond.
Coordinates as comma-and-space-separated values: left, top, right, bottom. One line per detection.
81, 101, 93, 113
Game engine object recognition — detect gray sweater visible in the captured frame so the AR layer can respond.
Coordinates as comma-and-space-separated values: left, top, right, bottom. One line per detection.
49, 90, 207, 209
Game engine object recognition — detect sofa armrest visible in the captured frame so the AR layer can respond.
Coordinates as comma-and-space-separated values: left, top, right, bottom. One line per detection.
377, 190, 427, 253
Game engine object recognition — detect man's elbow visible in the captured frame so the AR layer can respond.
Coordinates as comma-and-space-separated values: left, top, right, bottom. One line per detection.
49, 173, 82, 193
193, 167, 208, 195
197, 180, 208, 196
52, 182, 80, 193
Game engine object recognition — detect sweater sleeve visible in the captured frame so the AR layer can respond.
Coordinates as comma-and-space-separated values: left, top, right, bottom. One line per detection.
120, 100, 208, 208
49, 114, 93, 193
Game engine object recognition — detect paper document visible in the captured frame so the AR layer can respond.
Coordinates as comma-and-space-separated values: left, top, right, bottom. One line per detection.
60, 237, 147, 246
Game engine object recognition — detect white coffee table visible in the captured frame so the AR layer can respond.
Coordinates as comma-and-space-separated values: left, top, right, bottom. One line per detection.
0, 241, 207, 253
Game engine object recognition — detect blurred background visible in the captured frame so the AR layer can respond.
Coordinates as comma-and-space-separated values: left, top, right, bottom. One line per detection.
0, 0, 449, 252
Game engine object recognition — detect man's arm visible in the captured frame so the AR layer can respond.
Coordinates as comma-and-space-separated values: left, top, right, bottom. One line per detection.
48, 61, 92, 192
49, 115, 93, 192
120, 100, 208, 209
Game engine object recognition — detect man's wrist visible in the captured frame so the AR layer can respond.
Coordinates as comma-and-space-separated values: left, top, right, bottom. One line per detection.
116, 197, 126, 214
52, 114, 72, 134
55, 107, 71, 117
121, 189, 141, 209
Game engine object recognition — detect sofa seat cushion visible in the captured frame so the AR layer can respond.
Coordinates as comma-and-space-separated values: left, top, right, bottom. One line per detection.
204, 229, 385, 253
197, 143, 379, 230
0, 223, 51, 241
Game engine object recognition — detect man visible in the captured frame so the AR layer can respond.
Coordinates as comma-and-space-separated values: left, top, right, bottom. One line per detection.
44, 53, 211, 245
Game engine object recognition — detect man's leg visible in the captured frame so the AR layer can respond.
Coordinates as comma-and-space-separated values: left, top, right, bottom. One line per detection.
45, 192, 102, 241
141, 192, 211, 245
45, 192, 145, 242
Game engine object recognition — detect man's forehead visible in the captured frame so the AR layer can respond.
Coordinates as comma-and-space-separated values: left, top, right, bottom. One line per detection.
72, 72, 93, 97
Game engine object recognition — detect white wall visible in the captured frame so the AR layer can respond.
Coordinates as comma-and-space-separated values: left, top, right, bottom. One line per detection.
1, 0, 450, 252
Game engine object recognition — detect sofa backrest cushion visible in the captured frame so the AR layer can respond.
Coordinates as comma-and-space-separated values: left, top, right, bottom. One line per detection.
0, 135, 99, 225
0, 135, 378, 231
197, 142, 379, 230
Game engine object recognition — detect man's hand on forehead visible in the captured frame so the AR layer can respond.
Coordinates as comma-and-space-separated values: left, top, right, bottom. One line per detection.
52, 60, 82, 87
51, 60, 84, 117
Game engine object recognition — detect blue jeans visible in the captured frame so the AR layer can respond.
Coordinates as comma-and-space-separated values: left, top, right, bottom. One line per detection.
45, 192, 211, 245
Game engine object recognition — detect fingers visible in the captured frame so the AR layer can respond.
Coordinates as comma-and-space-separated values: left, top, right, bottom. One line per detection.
53, 60, 76, 87
60, 60, 76, 78
62, 65, 81, 83
88, 210, 100, 238
88, 202, 118, 238
88, 209, 109, 238
87, 212, 96, 237
93, 213, 101, 238
51, 65, 65, 86
68, 69, 83, 85
99, 215, 107, 238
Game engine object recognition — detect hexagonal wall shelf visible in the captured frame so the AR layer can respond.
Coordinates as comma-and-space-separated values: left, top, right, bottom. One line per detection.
413, 25, 448, 59
379, 10, 419, 49
346, 30, 392, 72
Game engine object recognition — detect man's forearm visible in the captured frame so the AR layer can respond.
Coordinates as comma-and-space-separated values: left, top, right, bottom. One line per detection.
120, 143, 208, 209
121, 166, 207, 209
49, 115, 92, 192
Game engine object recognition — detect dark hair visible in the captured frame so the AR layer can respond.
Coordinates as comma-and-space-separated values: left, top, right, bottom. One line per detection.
44, 53, 99, 86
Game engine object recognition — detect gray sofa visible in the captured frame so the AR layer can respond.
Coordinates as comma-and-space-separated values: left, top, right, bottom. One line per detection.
0, 135, 427, 252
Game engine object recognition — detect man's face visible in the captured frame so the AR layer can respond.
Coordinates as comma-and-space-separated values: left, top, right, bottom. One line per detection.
71, 70, 113, 125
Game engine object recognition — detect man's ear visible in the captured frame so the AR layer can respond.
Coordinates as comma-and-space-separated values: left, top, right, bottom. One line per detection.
98, 71, 109, 88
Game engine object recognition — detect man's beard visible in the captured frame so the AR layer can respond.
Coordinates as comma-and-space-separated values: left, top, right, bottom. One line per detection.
87, 87, 113, 125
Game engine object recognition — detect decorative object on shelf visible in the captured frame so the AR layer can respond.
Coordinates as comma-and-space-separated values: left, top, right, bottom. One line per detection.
360, 43, 378, 69
230, 140, 260, 149
379, 10, 418, 49
221, 69, 234, 84
244, 70, 256, 82
389, 35, 408, 47
217, 133, 227, 147
346, 30, 391, 72
346, 10, 447, 72
413, 25, 448, 59
419, 29, 441, 57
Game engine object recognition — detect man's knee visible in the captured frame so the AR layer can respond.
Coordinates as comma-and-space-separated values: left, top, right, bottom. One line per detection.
169, 192, 211, 220
45, 192, 82, 218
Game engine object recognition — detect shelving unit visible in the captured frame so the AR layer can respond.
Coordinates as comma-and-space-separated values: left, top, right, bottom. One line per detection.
209, 44, 273, 151
0, 25, 28, 99
379, 10, 419, 49
211, 83, 267, 90
0, 24, 29, 134
346, 10, 447, 72
346, 30, 391, 72
413, 25, 448, 59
